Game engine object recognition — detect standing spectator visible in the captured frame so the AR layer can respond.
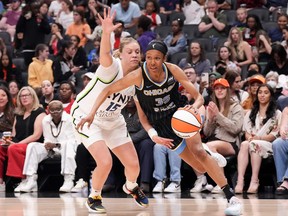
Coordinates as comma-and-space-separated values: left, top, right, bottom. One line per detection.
110, 0, 141, 29
143, 0, 161, 31
198, 0, 227, 38
66, 8, 91, 47
182, 0, 205, 25
235, 84, 281, 194
19, 100, 78, 193
158, 0, 180, 14
28, 44, 54, 90
56, 0, 74, 30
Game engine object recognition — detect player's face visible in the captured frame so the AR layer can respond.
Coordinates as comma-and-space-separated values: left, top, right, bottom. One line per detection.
145, 50, 165, 73
120, 42, 141, 70
214, 85, 227, 100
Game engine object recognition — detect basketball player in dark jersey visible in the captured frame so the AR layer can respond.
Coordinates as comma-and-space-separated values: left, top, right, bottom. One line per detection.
78, 37, 243, 215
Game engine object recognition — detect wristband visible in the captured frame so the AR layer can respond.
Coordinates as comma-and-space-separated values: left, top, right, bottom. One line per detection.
148, 128, 158, 139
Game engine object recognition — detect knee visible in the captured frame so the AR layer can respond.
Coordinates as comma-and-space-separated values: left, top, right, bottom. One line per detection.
97, 157, 112, 170
239, 141, 250, 151
193, 146, 208, 161
272, 138, 285, 151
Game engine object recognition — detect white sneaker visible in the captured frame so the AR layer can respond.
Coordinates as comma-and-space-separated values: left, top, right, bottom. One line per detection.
14, 179, 28, 193
203, 144, 227, 167
211, 185, 223, 194
164, 182, 181, 193
224, 196, 242, 215
0, 182, 5, 192
59, 174, 74, 192
152, 181, 164, 193
71, 178, 88, 193
190, 175, 213, 193
21, 174, 38, 192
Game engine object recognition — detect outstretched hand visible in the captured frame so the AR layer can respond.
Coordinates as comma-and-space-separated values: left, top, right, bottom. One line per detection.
98, 7, 122, 35
76, 113, 94, 131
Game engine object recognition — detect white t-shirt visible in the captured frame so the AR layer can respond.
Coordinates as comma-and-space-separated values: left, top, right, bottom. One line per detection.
182, 1, 205, 25
58, 11, 73, 30
48, 0, 62, 17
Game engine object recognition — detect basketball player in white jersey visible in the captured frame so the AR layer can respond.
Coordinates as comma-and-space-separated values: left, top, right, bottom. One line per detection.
71, 8, 148, 214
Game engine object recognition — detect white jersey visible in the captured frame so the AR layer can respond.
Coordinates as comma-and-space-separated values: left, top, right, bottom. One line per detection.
71, 58, 135, 121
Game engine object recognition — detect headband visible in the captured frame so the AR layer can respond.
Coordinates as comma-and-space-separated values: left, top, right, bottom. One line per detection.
146, 40, 168, 56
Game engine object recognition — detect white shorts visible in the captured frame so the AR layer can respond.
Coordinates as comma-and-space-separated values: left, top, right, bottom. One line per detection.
73, 114, 132, 149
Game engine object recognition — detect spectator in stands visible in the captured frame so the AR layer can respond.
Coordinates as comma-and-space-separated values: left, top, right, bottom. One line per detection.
0, 0, 22, 42
136, 15, 157, 59
8, 80, 19, 106
142, 0, 161, 31
179, 41, 211, 76
198, 0, 227, 38
111, 0, 141, 29
254, 30, 272, 62
192, 78, 244, 193
235, 84, 281, 194
243, 14, 263, 47
158, 0, 180, 14
87, 37, 100, 68
39, 1, 54, 24
0, 86, 15, 191
56, 0, 73, 30
28, 44, 54, 90
269, 14, 288, 43
232, 7, 247, 30
39, 80, 59, 111
48, 0, 63, 19
52, 41, 81, 89
262, 44, 288, 76
49, 23, 66, 56
237, 0, 266, 9
183, 65, 200, 92
85, 0, 109, 30
0, 86, 46, 192
272, 106, 288, 195
70, 35, 87, 69
19, 100, 78, 193
265, 71, 282, 101
122, 98, 155, 193
163, 18, 187, 61
224, 27, 253, 68
58, 81, 75, 114
203, 72, 222, 105
182, 0, 205, 25
113, 20, 130, 50
0, 38, 7, 59
0, 53, 23, 86
216, 46, 240, 73
81, 72, 94, 88
224, 70, 249, 104
15, 3, 51, 66
66, 8, 91, 47
242, 74, 265, 111
281, 25, 288, 58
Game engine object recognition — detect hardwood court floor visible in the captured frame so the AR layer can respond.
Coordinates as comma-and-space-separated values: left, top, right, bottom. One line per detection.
1, 192, 288, 216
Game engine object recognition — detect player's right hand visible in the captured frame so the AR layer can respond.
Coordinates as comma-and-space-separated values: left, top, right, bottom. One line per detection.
76, 114, 94, 131
152, 136, 174, 149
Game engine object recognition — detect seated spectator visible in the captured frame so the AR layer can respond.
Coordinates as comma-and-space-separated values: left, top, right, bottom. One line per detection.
70, 35, 87, 69
110, 0, 141, 29
0, 86, 15, 191
265, 71, 282, 101
224, 70, 249, 104
28, 44, 54, 90
39, 80, 59, 111
49, 23, 67, 56
52, 41, 81, 89
262, 44, 288, 76
203, 72, 222, 105
87, 38, 100, 68
56, 0, 73, 30
272, 106, 288, 195
19, 100, 78, 193
158, 0, 180, 14
242, 74, 265, 111
281, 25, 288, 58
253, 30, 272, 63
237, 0, 266, 9
214, 60, 227, 75
224, 27, 253, 68
66, 8, 91, 47
0, 53, 23, 86
235, 84, 281, 194
179, 41, 211, 76
0, 38, 7, 59
182, 0, 205, 25
266, 0, 287, 12
113, 20, 131, 50
232, 7, 248, 30
216, 46, 240, 73
245, 62, 262, 79
142, 0, 161, 31
8, 80, 20, 106
243, 14, 263, 47
81, 72, 94, 88
0, 86, 46, 192
269, 14, 288, 43
0, 0, 22, 42
183, 65, 200, 92
136, 15, 157, 59
85, 0, 109, 30
198, 0, 227, 38
191, 78, 244, 193
58, 81, 75, 114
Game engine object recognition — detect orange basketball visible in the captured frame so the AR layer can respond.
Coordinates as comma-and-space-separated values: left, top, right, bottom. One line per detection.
171, 108, 202, 138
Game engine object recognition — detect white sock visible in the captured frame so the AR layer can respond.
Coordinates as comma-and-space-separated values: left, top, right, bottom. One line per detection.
89, 188, 101, 197
125, 180, 138, 190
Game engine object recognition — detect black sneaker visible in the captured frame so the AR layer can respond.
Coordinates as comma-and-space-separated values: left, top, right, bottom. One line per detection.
123, 184, 149, 208
85, 195, 106, 214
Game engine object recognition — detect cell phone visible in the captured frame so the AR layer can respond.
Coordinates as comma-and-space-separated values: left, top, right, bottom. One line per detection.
201, 72, 209, 88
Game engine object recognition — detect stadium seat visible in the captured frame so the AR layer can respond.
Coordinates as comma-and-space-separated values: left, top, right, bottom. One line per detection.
248, 8, 270, 22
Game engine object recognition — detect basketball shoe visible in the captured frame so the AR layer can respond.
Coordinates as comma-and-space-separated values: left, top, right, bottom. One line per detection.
85, 195, 106, 214
123, 184, 149, 208
224, 196, 242, 215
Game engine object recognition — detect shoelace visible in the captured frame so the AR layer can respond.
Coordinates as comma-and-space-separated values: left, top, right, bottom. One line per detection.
135, 187, 146, 200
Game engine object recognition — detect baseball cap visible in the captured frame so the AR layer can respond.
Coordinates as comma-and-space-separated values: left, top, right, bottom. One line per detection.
248, 74, 265, 84
213, 78, 230, 88
81, 72, 94, 80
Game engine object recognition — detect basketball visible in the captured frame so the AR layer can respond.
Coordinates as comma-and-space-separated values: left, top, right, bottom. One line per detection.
171, 108, 202, 138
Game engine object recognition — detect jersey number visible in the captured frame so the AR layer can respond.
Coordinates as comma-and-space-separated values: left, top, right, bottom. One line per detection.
106, 102, 121, 111
155, 95, 170, 106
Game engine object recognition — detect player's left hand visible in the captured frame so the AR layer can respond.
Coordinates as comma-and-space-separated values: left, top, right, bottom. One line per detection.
152, 136, 174, 149
76, 113, 94, 131
182, 105, 199, 115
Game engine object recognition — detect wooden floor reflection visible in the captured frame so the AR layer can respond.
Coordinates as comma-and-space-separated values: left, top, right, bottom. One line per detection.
1, 192, 288, 216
